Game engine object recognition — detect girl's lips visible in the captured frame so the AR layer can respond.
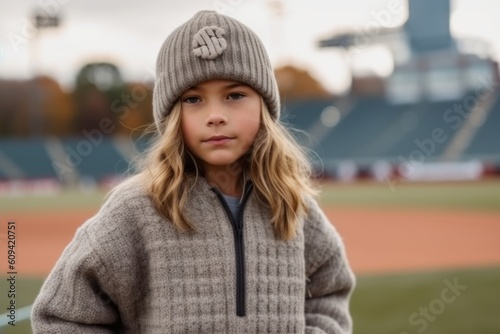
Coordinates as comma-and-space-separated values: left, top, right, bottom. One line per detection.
204, 138, 233, 145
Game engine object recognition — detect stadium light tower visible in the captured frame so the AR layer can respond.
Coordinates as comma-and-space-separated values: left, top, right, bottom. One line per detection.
30, 10, 61, 136
31, 10, 60, 76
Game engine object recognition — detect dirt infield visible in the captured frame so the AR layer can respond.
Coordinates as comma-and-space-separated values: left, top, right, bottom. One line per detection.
3, 208, 500, 277
326, 208, 500, 274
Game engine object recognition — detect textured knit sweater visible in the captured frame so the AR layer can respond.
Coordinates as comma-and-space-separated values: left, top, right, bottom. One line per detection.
31, 175, 355, 333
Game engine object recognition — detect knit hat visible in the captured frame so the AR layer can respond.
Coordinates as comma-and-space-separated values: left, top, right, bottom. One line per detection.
153, 10, 280, 133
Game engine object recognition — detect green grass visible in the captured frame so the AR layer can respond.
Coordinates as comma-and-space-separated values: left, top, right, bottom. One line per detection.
0, 189, 108, 213
0, 277, 44, 334
319, 181, 500, 212
351, 266, 500, 334
2, 267, 499, 333
1, 180, 499, 213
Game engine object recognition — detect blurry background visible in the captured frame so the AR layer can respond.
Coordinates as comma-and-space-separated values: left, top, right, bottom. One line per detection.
0, 0, 499, 333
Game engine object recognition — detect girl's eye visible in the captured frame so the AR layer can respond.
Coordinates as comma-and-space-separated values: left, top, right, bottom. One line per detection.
228, 93, 245, 100
183, 96, 201, 104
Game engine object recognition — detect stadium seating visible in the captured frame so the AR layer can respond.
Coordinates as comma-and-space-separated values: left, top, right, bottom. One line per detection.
60, 138, 129, 181
0, 138, 58, 180
0, 137, 130, 182
374, 100, 458, 160
314, 97, 398, 162
282, 97, 497, 166
463, 95, 500, 161
0, 94, 498, 182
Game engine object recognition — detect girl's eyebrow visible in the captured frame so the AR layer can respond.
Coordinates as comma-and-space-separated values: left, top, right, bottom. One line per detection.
223, 82, 247, 90
186, 82, 248, 92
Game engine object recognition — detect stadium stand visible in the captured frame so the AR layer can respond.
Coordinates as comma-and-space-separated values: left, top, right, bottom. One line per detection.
312, 97, 398, 163
0, 95, 498, 184
375, 100, 458, 159
59, 137, 130, 181
281, 99, 333, 131
282, 98, 463, 164
463, 95, 500, 161
0, 138, 57, 179
281, 94, 500, 180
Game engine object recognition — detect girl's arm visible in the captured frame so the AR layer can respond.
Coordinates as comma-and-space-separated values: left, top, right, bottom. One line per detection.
303, 196, 356, 334
31, 226, 122, 333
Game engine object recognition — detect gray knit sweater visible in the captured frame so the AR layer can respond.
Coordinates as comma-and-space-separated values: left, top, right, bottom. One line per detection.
31, 175, 355, 333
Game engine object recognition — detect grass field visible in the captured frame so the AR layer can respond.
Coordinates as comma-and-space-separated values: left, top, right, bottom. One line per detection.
319, 180, 500, 212
1, 179, 499, 213
0, 179, 499, 333
351, 266, 500, 334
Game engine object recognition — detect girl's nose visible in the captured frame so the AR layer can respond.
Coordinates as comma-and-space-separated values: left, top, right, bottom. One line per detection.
206, 107, 227, 126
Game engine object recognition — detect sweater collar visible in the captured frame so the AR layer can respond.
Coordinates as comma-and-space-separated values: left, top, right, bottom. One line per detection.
190, 171, 253, 198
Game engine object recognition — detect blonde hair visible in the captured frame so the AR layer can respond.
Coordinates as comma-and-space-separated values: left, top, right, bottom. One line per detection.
131, 98, 319, 241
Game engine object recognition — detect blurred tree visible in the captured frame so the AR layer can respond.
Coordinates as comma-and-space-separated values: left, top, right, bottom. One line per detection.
0, 80, 31, 136
75, 62, 125, 93
1, 64, 173, 138
72, 62, 126, 135
274, 65, 332, 100
35, 76, 75, 136
114, 81, 154, 136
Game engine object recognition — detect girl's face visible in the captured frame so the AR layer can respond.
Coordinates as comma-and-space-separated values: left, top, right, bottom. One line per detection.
180, 79, 261, 172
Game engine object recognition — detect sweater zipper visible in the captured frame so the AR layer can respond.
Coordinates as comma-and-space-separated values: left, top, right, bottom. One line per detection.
210, 182, 253, 317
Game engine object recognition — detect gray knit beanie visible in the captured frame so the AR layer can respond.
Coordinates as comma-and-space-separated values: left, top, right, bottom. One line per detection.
153, 10, 280, 133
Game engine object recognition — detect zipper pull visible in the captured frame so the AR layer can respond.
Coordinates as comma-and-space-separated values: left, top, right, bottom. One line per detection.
236, 221, 243, 236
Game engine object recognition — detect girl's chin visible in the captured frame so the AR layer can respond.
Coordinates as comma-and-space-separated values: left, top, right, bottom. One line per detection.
200, 156, 244, 167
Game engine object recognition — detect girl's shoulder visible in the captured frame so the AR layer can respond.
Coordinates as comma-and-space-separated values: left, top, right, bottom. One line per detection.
302, 194, 330, 229
80, 174, 154, 238
302, 194, 344, 252
64, 175, 155, 279
103, 174, 149, 208
303, 193, 341, 237
302, 194, 351, 278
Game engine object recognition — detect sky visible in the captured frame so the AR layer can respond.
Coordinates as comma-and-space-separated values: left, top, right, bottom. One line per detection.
0, 0, 499, 94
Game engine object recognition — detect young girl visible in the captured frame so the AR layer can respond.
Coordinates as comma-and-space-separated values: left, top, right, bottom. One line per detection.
32, 10, 355, 333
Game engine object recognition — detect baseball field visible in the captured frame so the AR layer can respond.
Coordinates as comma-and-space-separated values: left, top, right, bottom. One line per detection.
0, 179, 499, 333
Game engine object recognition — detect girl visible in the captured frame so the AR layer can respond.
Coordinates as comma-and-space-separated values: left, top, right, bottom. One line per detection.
32, 10, 355, 333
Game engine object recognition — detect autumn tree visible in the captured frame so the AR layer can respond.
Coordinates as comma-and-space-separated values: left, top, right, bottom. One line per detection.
72, 62, 126, 136
274, 65, 331, 100
34, 76, 75, 136
113, 81, 155, 136
0, 80, 33, 137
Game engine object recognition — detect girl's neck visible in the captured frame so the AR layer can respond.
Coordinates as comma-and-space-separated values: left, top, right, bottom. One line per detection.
204, 166, 244, 198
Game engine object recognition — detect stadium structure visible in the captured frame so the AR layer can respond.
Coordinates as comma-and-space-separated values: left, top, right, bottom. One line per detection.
285, 0, 500, 182
0, 0, 499, 193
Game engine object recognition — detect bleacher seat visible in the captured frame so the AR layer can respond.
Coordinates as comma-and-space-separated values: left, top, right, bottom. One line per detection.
0, 138, 57, 179
463, 96, 500, 160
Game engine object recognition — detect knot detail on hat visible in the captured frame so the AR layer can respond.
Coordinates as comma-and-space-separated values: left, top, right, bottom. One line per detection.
192, 26, 227, 60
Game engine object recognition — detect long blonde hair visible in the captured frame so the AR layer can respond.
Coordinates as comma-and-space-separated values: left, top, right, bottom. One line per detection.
132, 98, 319, 241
